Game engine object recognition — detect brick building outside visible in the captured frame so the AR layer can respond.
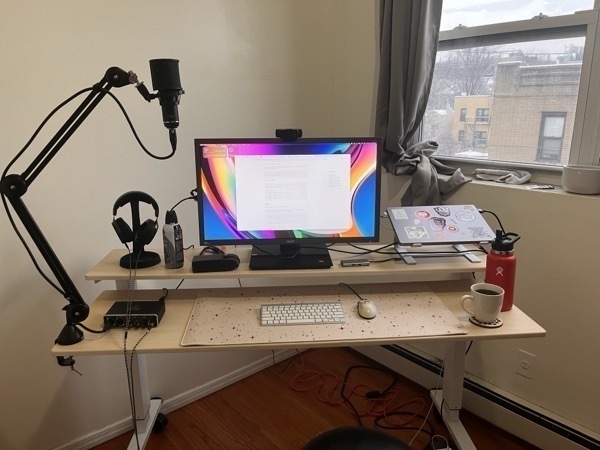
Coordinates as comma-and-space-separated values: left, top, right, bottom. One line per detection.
431, 60, 581, 165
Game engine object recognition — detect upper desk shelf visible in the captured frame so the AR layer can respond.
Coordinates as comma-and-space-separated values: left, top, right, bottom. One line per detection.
86, 244, 487, 284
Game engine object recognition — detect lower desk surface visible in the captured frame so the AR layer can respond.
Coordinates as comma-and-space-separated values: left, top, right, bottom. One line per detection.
51, 281, 545, 357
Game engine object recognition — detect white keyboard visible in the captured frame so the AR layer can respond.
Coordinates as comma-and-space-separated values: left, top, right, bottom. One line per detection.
260, 301, 346, 326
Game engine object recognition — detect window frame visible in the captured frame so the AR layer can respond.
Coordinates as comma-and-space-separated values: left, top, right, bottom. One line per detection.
428, 4, 600, 182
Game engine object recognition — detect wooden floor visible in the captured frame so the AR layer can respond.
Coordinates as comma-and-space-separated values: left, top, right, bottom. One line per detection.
94, 347, 539, 449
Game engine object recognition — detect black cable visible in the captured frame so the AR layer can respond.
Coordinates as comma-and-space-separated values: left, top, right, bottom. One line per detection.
479, 209, 505, 233
252, 245, 299, 259
158, 287, 169, 302
75, 323, 108, 334
339, 282, 367, 301
2, 88, 94, 179
1, 192, 67, 296
374, 411, 436, 439
123, 248, 142, 450
329, 242, 396, 255
396, 249, 488, 258
369, 257, 402, 263
475, 243, 489, 255
169, 188, 197, 211
0, 88, 96, 296
1, 80, 176, 301
126, 328, 151, 450
333, 242, 487, 258
340, 364, 400, 427
103, 88, 175, 161
465, 341, 474, 355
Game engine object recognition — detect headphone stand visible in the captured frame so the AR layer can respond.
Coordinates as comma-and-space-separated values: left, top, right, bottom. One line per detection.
112, 191, 162, 269
119, 248, 161, 269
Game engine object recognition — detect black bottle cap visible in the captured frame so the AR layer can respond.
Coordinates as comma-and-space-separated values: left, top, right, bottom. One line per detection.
165, 209, 178, 224
491, 229, 520, 251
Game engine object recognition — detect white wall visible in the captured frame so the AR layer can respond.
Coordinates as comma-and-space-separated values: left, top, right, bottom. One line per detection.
380, 177, 600, 443
0, 1, 378, 448
1, 1, 598, 449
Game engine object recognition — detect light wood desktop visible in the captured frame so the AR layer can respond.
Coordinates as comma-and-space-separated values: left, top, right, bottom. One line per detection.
52, 246, 545, 450
85, 244, 489, 284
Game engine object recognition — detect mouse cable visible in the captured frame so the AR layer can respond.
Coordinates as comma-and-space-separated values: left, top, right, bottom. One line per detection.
338, 282, 366, 301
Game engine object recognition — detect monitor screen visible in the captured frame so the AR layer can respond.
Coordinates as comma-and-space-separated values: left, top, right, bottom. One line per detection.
194, 137, 382, 269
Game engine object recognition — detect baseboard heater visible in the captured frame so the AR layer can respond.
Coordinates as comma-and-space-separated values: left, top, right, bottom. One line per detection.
381, 345, 600, 450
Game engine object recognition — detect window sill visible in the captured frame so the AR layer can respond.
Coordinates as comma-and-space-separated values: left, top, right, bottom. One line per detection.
443, 173, 600, 200
435, 156, 563, 186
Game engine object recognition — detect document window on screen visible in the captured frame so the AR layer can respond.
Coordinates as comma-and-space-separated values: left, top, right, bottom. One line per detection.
235, 154, 351, 232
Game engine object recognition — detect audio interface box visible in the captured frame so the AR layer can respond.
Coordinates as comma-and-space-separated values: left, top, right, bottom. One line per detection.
103, 300, 165, 329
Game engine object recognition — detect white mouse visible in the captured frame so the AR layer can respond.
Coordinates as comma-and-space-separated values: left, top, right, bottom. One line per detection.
357, 299, 377, 319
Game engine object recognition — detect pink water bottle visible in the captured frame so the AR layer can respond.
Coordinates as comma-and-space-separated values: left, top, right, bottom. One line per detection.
485, 230, 520, 311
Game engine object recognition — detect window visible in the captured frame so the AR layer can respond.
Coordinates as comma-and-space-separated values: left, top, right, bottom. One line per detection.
474, 131, 488, 147
423, 0, 600, 171
475, 108, 489, 123
537, 113, 566, 162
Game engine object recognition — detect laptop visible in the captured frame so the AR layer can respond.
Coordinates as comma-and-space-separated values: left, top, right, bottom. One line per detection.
387, 204, 495, 246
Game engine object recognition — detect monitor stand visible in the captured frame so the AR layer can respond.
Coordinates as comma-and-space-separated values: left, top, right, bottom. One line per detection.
249, 244, 333, 270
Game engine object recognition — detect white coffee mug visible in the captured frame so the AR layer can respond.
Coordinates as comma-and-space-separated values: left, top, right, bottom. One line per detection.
461, 283, 504, 323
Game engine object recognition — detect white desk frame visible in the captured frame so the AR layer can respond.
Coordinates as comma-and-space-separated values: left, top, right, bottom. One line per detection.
52, 246, 545, 450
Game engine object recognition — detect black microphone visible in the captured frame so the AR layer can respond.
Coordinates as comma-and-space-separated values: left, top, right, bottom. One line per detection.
149, 59, 184, 151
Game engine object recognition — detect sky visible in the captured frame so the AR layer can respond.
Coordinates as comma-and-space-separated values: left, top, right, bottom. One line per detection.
441, 0, 596, 30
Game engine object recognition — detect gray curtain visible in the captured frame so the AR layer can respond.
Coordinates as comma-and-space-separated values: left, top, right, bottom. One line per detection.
376, 0, 469, 205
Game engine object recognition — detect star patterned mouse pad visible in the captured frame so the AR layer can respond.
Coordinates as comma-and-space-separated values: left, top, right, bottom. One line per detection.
181, 284, 466, 346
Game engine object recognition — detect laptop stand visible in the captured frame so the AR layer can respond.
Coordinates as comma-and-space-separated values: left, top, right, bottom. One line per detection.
393, 243, 482, 265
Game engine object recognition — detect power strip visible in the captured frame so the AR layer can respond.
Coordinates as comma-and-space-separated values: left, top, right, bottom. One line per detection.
103, 300, 165, 329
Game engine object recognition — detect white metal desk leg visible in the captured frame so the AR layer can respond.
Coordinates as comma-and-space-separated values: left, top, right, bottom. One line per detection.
431, 341, 476, 450
126, 353, 162, 450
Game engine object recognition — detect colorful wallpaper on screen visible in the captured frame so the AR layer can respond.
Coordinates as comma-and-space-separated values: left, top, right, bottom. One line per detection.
195, 139, 380, 244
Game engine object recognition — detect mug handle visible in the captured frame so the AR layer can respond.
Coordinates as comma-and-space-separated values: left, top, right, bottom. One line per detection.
461, 294, 474, 315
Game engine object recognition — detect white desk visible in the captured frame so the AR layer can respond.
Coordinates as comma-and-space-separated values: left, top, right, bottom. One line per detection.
53, 246, 545, 449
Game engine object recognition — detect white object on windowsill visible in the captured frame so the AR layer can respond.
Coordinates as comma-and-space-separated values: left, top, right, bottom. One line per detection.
473, 168, 531, 184
561, 164, 600, 195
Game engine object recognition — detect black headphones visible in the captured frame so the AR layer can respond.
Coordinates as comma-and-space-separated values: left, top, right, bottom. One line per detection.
112, 191, 159, 248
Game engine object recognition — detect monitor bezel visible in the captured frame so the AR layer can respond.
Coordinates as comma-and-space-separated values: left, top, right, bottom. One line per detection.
194, 136, 383, 247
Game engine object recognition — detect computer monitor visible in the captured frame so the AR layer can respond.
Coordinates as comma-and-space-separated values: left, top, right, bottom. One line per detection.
194, 137, 382, 270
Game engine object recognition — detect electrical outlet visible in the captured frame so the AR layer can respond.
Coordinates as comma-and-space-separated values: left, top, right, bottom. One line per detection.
516, 349, 536, 379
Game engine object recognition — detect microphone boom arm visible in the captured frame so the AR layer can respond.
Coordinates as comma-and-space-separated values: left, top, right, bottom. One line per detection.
0, 66, 158, 350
